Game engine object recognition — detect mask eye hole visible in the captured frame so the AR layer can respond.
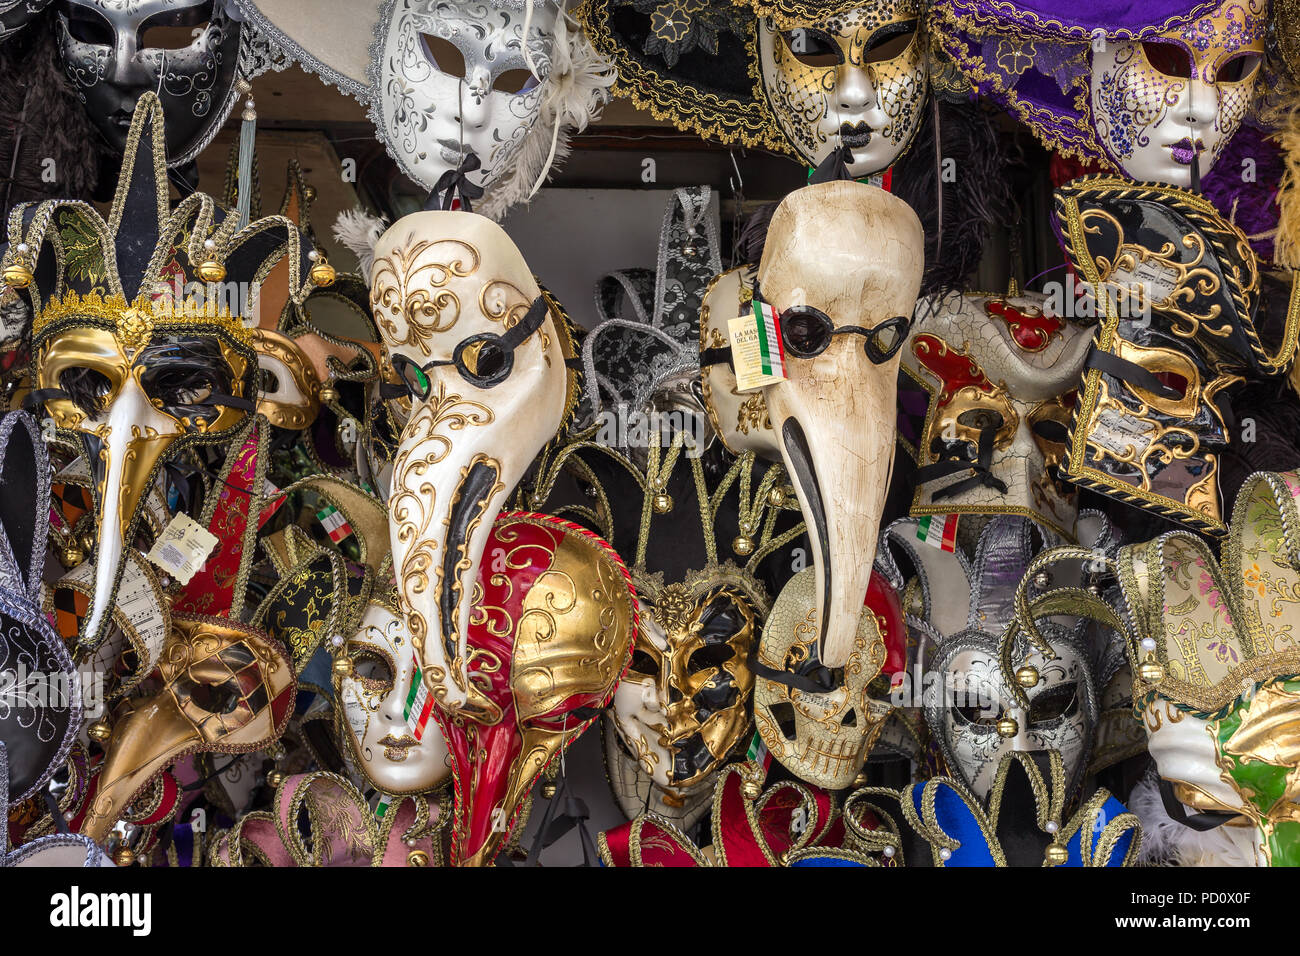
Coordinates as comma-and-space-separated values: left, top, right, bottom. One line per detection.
63, 7, 114, 45
422, 34, 467, 78
1153, 370, 1188, 399
953, 704, 997, 728
188, 679, 243, 716
782, 309, 833, 358
141, 22, 208, 51
492, 68, 539, 94
770, 700, 798, 740
258, 368, 281, 393
349, 645, 395, 694
687, 643, 734, 672
59, 367, 114, 417
1217, 51, 1261, 83
779, 28, 842, 67
1140, 41, 1193, 79
1028, 682, 1079, 725
956, 408, 1005, 433
864, 23, 916, 62
629, 649, 658, 676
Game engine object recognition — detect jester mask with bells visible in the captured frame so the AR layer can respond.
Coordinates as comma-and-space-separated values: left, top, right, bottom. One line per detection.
1009, 471, 1300, 866
369, 210, 579, 719
757, 0, 928, 178
81, 614, 295, 843
5, 92, 323, 649
1054, 176, 1299, 535
436, 513, 637, 866
901, 291, 1092, 539
699, 180, 923, 667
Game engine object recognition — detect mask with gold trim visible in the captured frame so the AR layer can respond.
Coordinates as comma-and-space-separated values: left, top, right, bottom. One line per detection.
758, 0, 928, 178
1011, 471, 1300, 866
437, 512, 637, 866
901, 291, 1092, 538
612, 577, 757, 793
9, 92, 322, 649
336, 598, 452, 796
698, 180, 923, 668
80, 613, 296, 843
370, 210, 579, 721
1054, 176, 1299, 535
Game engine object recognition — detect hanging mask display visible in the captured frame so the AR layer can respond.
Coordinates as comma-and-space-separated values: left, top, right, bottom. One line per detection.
6, 92, 324, 648
233, 0, 613, 218
756, 0, 928, 178
1054, 176, 1298, 534
900, 291, 1092, 539
697, 180, 922, 668
368, 209, 579, 718
54, 0, 252, 166
335, 597, 451, 796
929, 0, 1271, 187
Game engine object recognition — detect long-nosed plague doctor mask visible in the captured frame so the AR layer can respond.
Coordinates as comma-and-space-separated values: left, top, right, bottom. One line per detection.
698, 179, 923, 668
757, 0, 929, 178
369, 209, 579, 720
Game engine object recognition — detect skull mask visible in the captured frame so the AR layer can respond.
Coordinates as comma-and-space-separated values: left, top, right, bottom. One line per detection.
336, 599, 451, 796
758, 0, 927, 177
611, 579, 757, 792
1089, 0, 1266, 187
370, 210, 578, 719
54, 0, 244, 165
902, 291, 1092, 538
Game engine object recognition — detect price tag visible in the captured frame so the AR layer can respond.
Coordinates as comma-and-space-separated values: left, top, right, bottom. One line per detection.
728, 299, 787, 393
145, 512, 218, 585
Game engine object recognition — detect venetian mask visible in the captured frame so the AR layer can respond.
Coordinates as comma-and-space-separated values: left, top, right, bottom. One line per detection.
81, 614, 295, 842
902, 291, 1091, 538
336, 599, 451, 796
249, 328, 322, 432
371, 0, 557, 196
753, 566, 900, 789
54, 0, 244, 165
611, 580, 756, 792
1055, 176, 1295, 535
437, 513, 636, 866
13, 93, 320, 647
701, 180, 924, 668
1089, 0, 1266, 186
758, 0, 927, 177
370, 210, 577, 718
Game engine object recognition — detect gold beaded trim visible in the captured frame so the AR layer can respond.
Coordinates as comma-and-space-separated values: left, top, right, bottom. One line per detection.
33, 289, 252, 347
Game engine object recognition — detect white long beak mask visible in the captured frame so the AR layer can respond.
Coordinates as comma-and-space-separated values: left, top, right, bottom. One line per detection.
370, 211, 576, 718
701, 181, 923, 667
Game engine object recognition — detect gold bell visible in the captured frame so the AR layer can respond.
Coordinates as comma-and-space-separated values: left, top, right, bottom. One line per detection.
319, 384, 338, 405
267, 770, 285, 788
310, 260, 337, 287
1015, 665, 1040, 688
541, 783, 557, 799
1044, 843, 1069, 865
732, 535, 754, 557
113, 847, 136, 867
741, 779, 762, 799
196, 260, 227, 283
2, 262, 33, 288
88, 720, 112, 743
767, 487, 785, 507
304, 184, 318, 202
1138, 657, 1164, 683
996, 715, 1019, 738
407, 849, 430, 867
332, 656, 355, 678
58, 543, 86, 569
652, 492, 673, 514
851, 771, 868, 788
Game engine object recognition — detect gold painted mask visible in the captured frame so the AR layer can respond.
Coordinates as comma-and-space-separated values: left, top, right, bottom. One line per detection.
248, 327, 322, 431
758, 0, 927, 177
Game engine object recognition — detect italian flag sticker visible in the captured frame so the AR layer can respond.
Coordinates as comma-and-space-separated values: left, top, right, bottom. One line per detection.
747, 731, 772, 774
404, 657, 435, 741
375, 794, 392, 820
317, 504, 353, 543
916, 514, 958, 553
751, 299, 786, 378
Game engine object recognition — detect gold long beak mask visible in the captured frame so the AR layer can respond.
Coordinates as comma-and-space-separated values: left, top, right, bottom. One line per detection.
702, 181, 923, 667
370, 211, 578, 719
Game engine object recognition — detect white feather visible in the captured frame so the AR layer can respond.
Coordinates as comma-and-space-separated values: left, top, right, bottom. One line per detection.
1129, 776, 1258, 867
478, 14, 615, 221
331, 208, 389, 282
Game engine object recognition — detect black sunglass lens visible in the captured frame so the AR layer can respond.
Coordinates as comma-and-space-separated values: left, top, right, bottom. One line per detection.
783, 311, 831, 357
398, 357, 430, 397
459, 338, 510, 385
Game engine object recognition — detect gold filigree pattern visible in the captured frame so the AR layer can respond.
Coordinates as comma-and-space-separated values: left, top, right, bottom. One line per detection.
370, 237, 481, 355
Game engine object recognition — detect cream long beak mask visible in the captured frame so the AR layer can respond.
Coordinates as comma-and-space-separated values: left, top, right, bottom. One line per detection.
370, 211, 575, 718
702, 181, 923, 667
